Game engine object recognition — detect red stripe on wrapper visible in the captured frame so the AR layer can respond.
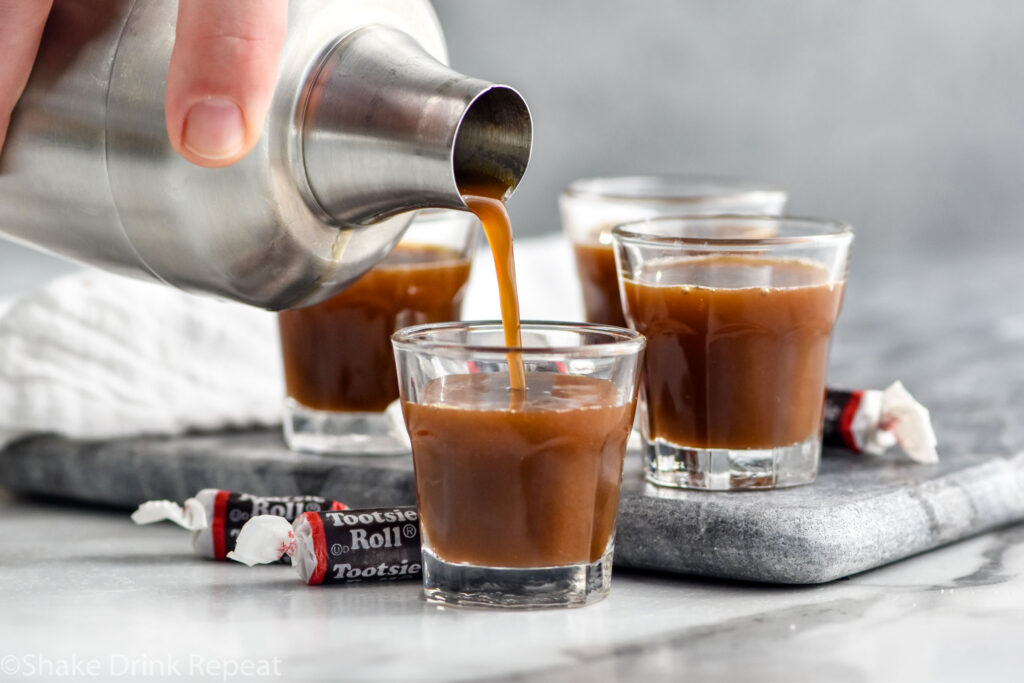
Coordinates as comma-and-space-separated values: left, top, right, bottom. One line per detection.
330, 501, 348, 511
211, 489, 232, 560
839, 390, 863, 452
306, 511, 328, 585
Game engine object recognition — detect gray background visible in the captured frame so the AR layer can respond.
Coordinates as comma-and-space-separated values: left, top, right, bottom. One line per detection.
2, 0, 1022, 294
434, 0, 1024, 255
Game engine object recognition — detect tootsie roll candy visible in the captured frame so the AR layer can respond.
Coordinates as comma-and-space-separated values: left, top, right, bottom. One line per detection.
131, 489, 347, 560
824, 381, 938, 463
227, 507, 422, 584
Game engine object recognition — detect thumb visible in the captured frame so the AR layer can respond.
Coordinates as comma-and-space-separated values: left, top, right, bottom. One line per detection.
165, 0, 287, 168
0, 0, 54, 153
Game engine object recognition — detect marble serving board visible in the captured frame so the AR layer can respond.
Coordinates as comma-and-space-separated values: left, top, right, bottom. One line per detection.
1, 425, 1021, 584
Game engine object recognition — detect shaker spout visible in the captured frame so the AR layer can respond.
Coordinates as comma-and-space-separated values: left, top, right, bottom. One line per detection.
299, 24, 532, 225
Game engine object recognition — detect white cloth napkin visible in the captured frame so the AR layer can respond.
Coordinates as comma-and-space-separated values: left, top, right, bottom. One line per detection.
0, 234, 582, 448
0, 270, 283, 448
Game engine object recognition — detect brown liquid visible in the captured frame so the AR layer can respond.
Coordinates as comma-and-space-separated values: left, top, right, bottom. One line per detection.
572, 242, 627, 327
622, 255, 845, 450
278, 244, 471, 412
404, 373, 634, 567
459, 184, 526, 392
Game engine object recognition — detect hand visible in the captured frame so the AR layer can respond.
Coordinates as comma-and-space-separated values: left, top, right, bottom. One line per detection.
0, 0, 288, 169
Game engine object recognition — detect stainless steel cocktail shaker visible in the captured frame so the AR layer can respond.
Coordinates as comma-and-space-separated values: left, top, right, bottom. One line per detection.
0, 0, 531, 309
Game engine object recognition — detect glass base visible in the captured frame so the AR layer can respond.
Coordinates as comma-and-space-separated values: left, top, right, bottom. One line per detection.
643, 435, 820, 490
283, 399, 410, 456
421, 545, 614, 609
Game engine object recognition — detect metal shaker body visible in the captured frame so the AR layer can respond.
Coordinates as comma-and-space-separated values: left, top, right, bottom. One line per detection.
0, 0, 531, 309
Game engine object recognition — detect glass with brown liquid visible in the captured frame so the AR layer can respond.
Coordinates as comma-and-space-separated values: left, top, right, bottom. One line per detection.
560, 176, 787, 326
278, 209, 478, 455
393, 321, 644, 608
395, 181, 644, 607
613, 216, 853, 490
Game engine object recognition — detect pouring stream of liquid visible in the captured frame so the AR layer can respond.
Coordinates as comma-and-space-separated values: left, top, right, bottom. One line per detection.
460, 186, 526, 393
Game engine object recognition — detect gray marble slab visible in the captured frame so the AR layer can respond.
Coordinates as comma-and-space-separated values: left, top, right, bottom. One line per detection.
1, 427, 1021, 584
3, 250, 1024, 584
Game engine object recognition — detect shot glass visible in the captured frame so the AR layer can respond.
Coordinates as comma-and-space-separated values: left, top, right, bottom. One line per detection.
392, 321, 644, 607
613, 216, 853, 490
560, 175, 787, 327
278, 209, 478, 455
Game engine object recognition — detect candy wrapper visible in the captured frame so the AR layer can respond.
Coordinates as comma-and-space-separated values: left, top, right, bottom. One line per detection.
131, 489, 347, 560
823, 381, 938, 463
227, 507, 422, 584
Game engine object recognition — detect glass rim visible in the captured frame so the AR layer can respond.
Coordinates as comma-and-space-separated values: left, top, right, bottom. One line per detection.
611, 214, 853, 247
392, 320, 645, 356
560, 174, 787, 204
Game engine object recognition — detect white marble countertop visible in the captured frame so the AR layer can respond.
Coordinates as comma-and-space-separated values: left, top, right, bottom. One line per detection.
1, 489, 1021, 683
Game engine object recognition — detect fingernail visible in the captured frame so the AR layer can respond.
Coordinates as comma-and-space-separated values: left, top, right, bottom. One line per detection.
182, 97, 245, 160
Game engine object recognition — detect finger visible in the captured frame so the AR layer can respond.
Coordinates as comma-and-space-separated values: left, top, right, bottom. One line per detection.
0, 0, 54, 152
165, 0, 287, 167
